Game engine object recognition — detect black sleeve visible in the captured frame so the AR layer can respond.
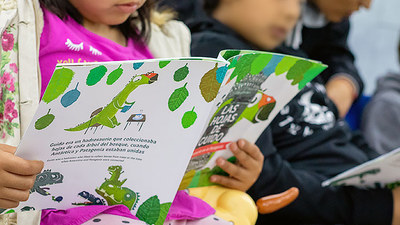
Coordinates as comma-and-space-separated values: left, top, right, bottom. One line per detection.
191, 33, 227, 58
191, 32, 254, 58
248, 128, 393, 225
157, 0, 205, 23
301, 19, 364, 97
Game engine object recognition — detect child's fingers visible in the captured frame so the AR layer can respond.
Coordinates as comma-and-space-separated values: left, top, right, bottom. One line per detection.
0, 198, 19, 209
1, 173, 36, 191
237, 139, 264, 162
230, 142, 254, 169
3, 157, 44, 176
0, 187, 30, 202
216, 157, 246, 180
210, 175, 242, 190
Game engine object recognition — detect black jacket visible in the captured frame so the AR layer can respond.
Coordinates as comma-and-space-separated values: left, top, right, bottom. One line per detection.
190, 17, 392, 225
299, 20, 364, 97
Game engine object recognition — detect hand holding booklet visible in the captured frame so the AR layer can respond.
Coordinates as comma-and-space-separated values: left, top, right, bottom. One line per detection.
14, 50, 326, 224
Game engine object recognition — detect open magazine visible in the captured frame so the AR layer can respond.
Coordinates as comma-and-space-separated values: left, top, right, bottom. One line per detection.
13, 50, 326, 224
323, 147, 400, 189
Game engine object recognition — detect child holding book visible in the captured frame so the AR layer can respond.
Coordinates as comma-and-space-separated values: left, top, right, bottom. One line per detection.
190, 0, 400, 224
0, 0, 267, 224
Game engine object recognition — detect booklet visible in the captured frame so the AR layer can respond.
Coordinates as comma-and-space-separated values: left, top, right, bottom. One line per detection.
13, 50, 326, 224
322, 147, 400, 189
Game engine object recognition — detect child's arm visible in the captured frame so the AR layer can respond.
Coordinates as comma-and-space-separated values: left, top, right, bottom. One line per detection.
392, 187, 400, 225
0, 144, 44, 208
210, 139, 264, 192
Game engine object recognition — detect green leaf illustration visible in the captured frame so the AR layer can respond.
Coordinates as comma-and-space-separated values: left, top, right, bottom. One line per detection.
228, 57, 238, 70
136, 195, 161, 225
198, 167, 213, 186
168, 83, 189, 111
286, 60, 313, 86
155, 203, 172, 225
106, 65, 123, 85
179, 170, 195, 190
174, 63, 189, 82
199, 64, 221, 102
275, 56, 298, 75
230, 54, 258, 83
35, 109, 55, 130
298, 64, 327, 89
181, 107, 197, 128
42, 67, 75, 103
222, 50, 241, 60
250, 54, 273, 75
159, 60, 171, 68
86, 65, 107, 86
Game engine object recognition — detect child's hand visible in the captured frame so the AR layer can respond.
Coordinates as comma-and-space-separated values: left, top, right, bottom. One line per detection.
0, 144, 44, 208
210, 139, 264, 192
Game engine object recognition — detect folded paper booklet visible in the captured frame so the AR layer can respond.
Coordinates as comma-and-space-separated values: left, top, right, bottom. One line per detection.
323, 147, 400, 189
13, 50, 326, 224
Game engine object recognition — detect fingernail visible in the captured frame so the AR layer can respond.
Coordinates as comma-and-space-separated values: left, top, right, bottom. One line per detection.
210, 176, 217, 182
230, 143, 238, 152
238, 139, 245, 148
217, 158, 225, 166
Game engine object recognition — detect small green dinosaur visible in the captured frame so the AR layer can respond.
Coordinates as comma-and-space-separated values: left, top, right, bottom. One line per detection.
65, 72, 158, 131
95, 166, 139, 210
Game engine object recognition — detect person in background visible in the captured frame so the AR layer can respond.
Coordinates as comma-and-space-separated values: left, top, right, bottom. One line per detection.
289, 0, 372, 118
361, 36, 400, 154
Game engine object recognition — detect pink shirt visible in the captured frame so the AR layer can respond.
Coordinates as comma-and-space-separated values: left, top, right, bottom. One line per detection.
39, 8, 153, 97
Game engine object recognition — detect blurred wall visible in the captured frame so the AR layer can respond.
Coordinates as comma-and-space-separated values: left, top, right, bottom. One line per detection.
348, 0, 400, 95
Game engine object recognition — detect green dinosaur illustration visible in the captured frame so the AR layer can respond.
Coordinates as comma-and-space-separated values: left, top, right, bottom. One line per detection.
96, 165, 139, 210
330, 168, 381, 186
65, 72, 158, 131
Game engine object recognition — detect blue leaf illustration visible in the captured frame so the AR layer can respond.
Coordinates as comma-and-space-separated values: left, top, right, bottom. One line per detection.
61, 83, 81, 108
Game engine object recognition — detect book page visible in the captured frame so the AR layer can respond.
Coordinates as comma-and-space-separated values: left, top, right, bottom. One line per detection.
323, 147, 400, 189
14, 58, 229, 223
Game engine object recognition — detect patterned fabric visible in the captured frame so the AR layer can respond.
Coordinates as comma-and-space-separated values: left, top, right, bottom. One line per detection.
82, 214, 233, 225
0, 1, 20, 146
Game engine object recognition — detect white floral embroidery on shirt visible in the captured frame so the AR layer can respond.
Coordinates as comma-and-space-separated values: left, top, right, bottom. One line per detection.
65, 39, 83, 51
89, 46, 103, 56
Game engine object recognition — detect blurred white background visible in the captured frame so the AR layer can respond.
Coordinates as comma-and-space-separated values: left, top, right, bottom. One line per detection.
349, 0, 400, 95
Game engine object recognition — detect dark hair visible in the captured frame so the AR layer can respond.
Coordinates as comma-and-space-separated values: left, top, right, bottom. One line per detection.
203, 0, 220, 15
39, 0, 154, 43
